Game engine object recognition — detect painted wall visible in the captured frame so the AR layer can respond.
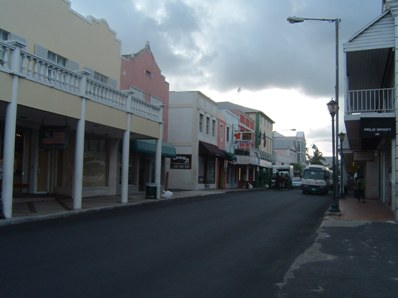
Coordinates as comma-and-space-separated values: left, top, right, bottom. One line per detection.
168, 91, 221, 190
120, 47, 169, 140
0, 0, 121, 85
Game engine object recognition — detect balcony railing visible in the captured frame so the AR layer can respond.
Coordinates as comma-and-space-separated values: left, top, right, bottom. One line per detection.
0, 41, 161, 122
346, 88, 395, 114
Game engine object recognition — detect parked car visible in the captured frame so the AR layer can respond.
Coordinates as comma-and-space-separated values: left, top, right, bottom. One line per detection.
291, 177, 302, 188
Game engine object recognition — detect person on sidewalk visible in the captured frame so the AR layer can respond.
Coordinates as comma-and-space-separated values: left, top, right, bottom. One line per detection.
357, 175, 366, 203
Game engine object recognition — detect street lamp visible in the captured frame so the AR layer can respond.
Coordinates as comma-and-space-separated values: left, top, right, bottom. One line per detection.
338, 131, 346, 198
327, 99, 340, 213
287, 15, 341, 198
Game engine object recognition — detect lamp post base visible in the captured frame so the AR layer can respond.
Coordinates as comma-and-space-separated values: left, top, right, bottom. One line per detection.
328, 204, 341, 214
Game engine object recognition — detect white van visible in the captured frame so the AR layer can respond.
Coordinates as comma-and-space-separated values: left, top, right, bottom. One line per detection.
301, 165, 331, 195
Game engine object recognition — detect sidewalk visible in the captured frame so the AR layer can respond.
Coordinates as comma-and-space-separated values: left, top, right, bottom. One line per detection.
327, 195, 395, 222
1, 190, 396, 226
276, 195, 397, 298
0, 188, 242, 226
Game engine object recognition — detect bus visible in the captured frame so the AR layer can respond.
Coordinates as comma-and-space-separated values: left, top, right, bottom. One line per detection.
301, 165, 331, 195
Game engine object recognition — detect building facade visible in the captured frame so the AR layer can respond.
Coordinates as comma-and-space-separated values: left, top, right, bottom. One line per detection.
167, 91, 232, 190
120, 42, 175, 192
217, 102, 274, 188
273, 131, 307, 169
343, 0, 397, 219
0, 0, 163, 218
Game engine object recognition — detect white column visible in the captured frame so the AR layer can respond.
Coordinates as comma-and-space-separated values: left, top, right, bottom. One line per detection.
121, 94, 132, 204
155, 105, 164, 199
391, 140, 396, 215
72, 76, 87, 210
394, 15, 398, 220
1, 42, 24, 219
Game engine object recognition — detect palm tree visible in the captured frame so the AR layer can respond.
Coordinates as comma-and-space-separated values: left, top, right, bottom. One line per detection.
306, 144, 325, 165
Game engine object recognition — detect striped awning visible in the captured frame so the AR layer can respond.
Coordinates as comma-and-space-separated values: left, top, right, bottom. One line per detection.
132, 140, 176, 157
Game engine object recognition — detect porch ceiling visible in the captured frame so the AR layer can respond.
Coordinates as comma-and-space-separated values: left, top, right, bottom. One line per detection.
345, 118, 361, 151
346, 48, 393, 90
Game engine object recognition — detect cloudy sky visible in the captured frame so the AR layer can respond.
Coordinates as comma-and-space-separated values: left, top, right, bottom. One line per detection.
70, 0, 382, 156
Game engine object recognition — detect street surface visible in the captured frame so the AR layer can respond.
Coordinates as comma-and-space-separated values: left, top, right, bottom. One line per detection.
0, 189, 330, 298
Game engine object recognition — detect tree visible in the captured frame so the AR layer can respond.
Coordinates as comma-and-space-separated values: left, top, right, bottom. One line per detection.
306, 144, 325, 165
291, 162, 304, 177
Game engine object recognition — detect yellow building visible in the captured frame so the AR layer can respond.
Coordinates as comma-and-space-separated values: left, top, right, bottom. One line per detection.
0, 0, 163, 218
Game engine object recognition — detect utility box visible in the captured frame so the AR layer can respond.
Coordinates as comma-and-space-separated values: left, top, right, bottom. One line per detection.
146, 183, 158, 199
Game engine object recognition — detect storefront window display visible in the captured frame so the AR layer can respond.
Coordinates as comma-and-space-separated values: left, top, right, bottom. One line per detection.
83, 137, 108, 187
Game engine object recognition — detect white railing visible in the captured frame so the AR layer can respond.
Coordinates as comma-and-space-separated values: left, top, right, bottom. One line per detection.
0, 40, 162, 122
86, 78, 127, 108
347, 88, 395, 114
21, 51, 82, 95
0, 41, 13, 72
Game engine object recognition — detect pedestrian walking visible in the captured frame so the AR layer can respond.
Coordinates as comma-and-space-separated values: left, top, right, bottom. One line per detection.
356, 175, 366, 203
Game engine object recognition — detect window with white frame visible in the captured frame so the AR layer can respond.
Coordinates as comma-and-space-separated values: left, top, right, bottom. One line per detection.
199, 113, 204, 133
226, 126, 230, 142
219, 124, 224, 142
212, 119, 216, 137
94, 71, 109, 84
47, 50, 67, 67
206, 116, 210, 134
0, 28, 9, 40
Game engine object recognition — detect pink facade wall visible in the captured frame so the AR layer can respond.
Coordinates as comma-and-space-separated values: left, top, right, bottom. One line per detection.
120, 48, 169, 141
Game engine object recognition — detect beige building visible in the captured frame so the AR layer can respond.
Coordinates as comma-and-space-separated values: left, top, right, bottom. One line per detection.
0, 0, 163, 218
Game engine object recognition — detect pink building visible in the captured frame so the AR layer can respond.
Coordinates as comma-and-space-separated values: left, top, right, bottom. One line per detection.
120, 42, 169, 141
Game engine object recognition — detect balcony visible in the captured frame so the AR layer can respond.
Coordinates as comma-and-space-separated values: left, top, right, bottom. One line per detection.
0, 40, 162, 122
346, 88, 395, 115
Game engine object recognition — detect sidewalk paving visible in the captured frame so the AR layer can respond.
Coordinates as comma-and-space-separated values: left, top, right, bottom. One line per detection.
3, 189, 396, 225
0, 188, 243, 226
276, 195, 397, 298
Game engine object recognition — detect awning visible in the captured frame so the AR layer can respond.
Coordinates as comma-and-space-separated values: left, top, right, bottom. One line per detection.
199, 141, 226, 158
132, 140, 176, 157
222, 150, 237, 161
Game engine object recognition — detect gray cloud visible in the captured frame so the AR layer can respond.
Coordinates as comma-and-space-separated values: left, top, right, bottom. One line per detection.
70, 0, 381, 98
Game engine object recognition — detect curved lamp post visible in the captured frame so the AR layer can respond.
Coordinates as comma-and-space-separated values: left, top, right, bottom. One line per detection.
287, 16, 341, 201
327, 99, 340, 213
338, 131, 346, 198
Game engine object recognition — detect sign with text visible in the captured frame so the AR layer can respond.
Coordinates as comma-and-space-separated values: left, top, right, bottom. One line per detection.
170, 155, 192, 169
39, 126, 68, 149
361, 117, 395, 138
233, 131, 252, 144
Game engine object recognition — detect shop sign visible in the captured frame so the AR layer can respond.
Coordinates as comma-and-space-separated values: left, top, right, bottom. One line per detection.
361, 118, 395, 138
170, 154, 192, 169
354, 151, 374, 161
233, 131, 252, 144
39, 126, 68, 149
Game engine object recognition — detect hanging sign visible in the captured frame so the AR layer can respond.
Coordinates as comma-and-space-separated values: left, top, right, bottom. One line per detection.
233, 131, 252, 144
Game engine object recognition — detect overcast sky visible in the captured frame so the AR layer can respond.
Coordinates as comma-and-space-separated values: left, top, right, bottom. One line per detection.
70, 0, 382, 156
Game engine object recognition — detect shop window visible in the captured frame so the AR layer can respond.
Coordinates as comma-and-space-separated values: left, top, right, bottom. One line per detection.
83, 137, 108, 187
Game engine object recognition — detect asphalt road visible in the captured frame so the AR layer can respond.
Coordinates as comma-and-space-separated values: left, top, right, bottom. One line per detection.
0, 189, 330, 298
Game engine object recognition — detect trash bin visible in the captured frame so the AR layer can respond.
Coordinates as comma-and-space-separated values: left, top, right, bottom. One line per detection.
146, 183, 158, 199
